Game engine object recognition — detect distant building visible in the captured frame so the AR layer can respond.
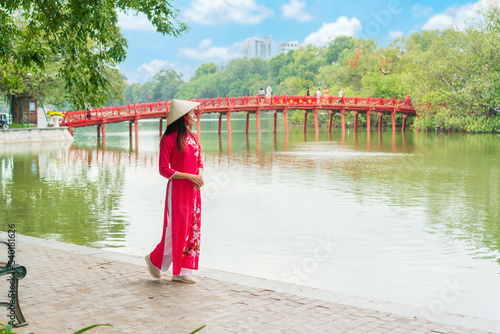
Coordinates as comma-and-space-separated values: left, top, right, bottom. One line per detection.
242, 37, 272, 60
279, 41, 300, 55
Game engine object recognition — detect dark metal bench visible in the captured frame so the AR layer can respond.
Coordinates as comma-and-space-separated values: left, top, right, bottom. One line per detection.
0, 241, 27, 327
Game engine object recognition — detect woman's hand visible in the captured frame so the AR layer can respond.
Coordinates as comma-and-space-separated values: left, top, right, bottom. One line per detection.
189, 174, 204, 190
171, 171, 204, 190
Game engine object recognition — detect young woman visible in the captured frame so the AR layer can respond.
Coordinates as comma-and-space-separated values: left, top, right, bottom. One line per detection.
146, 99, 204, 284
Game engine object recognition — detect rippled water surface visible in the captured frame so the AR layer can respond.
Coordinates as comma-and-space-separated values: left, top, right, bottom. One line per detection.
1, 116, 499, 320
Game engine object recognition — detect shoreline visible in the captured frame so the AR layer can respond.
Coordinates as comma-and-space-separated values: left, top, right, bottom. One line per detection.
0, 127, 74, 144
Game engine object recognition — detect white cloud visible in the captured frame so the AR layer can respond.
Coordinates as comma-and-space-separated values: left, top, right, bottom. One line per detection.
389, 30, 404, 40
137, 60, 173, 78
422, 13, 455, 30
183, 0, 273, 25
179, 39, 240, 60
199, 39, 213, 49
282, 0, 313, 22
120, 60, 175, 84
117, 11, 155, 31
422, 0, 500, 30
303, 17, 362, 46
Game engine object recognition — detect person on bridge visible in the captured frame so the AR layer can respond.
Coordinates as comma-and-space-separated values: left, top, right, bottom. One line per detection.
306, 87, 310, 96
86, 103, 92, 120
266, 84, 272, 100
316, 88, 321, 104
259, 88, 265, 101
323, 86, 329, 104
404, 95, 412, 107
146, 99, 204, 284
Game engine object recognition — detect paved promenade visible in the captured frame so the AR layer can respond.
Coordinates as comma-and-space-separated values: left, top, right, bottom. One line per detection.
2, 234, 499, 333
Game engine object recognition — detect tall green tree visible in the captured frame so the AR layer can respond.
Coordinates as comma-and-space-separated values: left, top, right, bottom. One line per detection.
152, 69, 184, 101
0, 0, 187, 120
325, 36, 359, 64
214, 58, 268, 97
268, 52, 294, 84
404, 7, 500, 131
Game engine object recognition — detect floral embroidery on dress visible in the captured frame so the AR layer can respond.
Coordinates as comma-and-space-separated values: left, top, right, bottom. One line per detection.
185, 136, 200, 158
183, 196, 201, 258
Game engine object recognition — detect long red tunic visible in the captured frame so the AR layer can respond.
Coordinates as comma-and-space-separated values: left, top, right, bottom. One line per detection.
149, 131, 203, 276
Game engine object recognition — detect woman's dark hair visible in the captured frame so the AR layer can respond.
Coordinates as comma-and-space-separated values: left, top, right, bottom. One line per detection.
161, 116, 187, 152
160, 113, 200, 152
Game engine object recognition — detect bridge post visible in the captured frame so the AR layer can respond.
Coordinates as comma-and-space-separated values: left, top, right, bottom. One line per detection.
283, 108, 289, 134
102, 123, 106, 139
341, 108, 345, 133
134, 118, 139, 139
273, 110, 277, 133
196, 112, 201, 138
129, 121, 133, 138
402, 113, 407, 131
303, 110, 308, 134
328, 110, 333, 132
378, 112, 383, 131
354, 111, 358, 132
159, 118, 163, 137
97, 124, 101, 140
366, 109, 371, 131
314, 109, 319, 134
227, 110, 232, 135
218, 113, 222, 135
256, 109, 261, 134
392, 98, 398, 133
245, 112, 249, 134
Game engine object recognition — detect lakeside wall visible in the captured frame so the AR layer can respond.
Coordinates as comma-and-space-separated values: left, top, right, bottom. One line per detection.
0, 128, 74, 144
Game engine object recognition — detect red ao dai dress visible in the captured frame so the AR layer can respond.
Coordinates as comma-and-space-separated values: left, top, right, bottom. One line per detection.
149, 131, 203, 276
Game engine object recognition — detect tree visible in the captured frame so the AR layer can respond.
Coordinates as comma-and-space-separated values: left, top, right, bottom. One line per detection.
152, 69, 184, 101
268, 53, 293, 84
276, 77, 313, 96
0, 0, 187, 121
404, 7, 500, 131
326, 36, 358, 64
214, 58, 268, 97
194, 63, 218, 78
269, 46, 326, 85
406, 30, 439, 53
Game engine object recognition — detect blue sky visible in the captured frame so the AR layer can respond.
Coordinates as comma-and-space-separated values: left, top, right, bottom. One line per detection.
117, 0, 498, 83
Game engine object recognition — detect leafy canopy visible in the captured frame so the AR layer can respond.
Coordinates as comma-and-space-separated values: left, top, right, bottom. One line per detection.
0, 0, 187, 108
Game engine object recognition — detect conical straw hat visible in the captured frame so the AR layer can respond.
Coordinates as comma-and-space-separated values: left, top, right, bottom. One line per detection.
167, 99, 201, 126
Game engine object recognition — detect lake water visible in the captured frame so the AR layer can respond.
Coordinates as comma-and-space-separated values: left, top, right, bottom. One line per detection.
1, 114, 499, 321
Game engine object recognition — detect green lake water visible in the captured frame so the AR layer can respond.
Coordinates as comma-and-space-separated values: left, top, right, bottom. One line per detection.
1, 113, 499, 320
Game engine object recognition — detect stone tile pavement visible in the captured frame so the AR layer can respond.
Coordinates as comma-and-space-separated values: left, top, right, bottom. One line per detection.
1, 234, 499, 334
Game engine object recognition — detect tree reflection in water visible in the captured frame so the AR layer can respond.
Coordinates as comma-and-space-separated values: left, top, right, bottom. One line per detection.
0, 142, 156, 248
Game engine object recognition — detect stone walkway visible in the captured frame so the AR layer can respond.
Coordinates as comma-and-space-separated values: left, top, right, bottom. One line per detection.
2, 234, 499, 334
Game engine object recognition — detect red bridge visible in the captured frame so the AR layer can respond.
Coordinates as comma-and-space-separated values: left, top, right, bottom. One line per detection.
62, 95, 416, 138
